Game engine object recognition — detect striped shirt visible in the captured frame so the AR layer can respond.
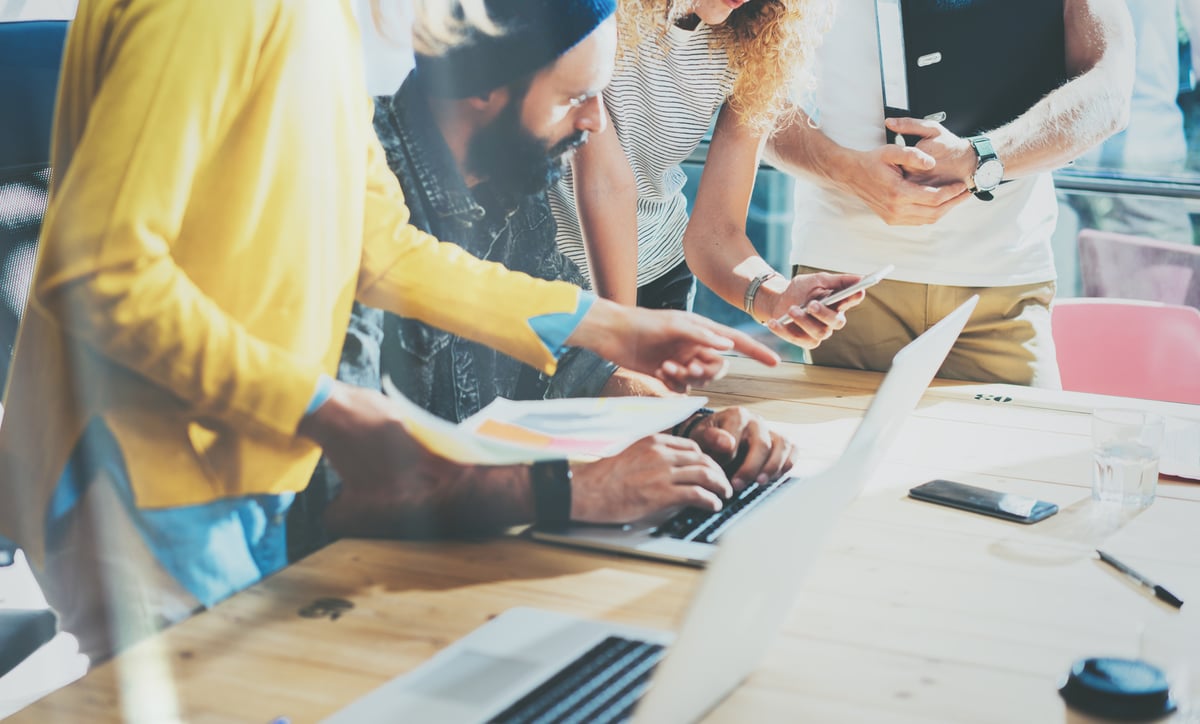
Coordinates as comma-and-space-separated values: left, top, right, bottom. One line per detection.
550, 21, 736, 288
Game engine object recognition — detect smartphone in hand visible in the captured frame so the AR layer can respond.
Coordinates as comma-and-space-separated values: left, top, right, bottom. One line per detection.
774, 264, 894, 327
908, 479, 1058, 524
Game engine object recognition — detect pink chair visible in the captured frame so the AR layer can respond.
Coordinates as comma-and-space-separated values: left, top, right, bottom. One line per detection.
1078, 229, 1200, 309
1051, 298, 1200, 404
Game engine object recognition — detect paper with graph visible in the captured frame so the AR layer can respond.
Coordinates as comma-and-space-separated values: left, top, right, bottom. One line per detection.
383, 377, 706, 464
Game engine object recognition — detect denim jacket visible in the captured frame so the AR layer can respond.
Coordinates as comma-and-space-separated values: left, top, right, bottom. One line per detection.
370, 75, 617, 421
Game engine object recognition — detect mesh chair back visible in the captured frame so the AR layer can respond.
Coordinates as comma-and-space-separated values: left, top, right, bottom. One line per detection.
1078, 228, 1200, 310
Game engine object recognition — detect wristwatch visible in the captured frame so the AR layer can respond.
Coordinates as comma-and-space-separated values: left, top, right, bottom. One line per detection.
966, 135, 1004, 201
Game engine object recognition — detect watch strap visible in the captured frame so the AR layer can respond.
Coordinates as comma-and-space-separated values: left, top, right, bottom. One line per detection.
672, 407, 716, 439
967, 135, 999, 201
530, 460, 572, 530
968, 135, 997, 161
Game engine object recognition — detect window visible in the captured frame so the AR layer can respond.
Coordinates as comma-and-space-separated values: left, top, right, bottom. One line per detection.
0, 0, 75, 21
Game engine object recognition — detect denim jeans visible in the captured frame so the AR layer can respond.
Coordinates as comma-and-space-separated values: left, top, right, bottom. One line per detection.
637, 259, 696, 311
46, 419, 293, 609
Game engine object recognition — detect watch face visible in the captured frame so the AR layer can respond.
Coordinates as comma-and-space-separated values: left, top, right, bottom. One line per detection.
974, 158, 1004, 192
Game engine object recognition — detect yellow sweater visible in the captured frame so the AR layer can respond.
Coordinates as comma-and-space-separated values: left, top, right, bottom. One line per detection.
0, 0, 580, 565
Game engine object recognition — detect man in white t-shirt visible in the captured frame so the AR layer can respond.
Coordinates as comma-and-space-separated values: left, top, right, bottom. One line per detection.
767, 0, 1134, 386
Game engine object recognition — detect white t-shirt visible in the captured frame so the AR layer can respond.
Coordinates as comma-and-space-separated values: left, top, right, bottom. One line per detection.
790, 0, 1058, 287
550, 22, 736, 287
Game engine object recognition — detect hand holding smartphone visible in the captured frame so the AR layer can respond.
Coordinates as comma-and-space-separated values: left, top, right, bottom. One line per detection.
774, 264, 894, 327
908, 479, 1058, 524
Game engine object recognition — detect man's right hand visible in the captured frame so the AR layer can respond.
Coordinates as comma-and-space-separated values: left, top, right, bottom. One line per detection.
297, 380, 471, 537
570, 434, 733, 523
839, 143, 969, 226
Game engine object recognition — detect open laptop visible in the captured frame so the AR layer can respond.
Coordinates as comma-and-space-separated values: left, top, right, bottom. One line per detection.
325, 296, 978, 724
528, 295, 980, 566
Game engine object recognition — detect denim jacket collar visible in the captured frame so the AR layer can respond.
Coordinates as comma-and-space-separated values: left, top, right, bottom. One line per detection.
384, 76, 486, 224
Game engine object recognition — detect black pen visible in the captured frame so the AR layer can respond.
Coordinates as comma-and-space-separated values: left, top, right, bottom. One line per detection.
1096, 550, 1184, 609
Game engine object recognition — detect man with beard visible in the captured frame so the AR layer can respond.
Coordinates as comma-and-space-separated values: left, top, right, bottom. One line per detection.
291, 0, 807, 552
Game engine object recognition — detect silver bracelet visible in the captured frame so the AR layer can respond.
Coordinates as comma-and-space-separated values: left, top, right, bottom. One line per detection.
743, 271, 781, 320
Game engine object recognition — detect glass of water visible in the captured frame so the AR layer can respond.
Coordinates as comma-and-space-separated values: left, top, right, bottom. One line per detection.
1092, 409, 1165, 509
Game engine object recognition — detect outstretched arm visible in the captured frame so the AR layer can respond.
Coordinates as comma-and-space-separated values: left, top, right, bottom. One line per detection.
359, 110, 778, 392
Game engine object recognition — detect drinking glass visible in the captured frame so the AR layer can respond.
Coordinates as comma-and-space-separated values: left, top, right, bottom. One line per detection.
1092, 410, 1165, 509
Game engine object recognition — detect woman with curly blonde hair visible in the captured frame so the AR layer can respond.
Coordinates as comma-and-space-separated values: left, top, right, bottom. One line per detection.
549, 0, 863, 348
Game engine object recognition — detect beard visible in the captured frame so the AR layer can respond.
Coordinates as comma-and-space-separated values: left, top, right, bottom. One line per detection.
465, 98, 588, 199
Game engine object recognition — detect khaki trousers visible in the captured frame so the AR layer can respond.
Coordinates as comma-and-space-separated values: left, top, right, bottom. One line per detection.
796, 266, 1062, 388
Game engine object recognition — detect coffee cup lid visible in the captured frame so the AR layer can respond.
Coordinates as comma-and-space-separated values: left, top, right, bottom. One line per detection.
1059, 657, 1175, 721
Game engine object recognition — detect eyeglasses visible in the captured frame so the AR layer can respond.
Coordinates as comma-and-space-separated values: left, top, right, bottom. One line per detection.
566, 92, 598, 109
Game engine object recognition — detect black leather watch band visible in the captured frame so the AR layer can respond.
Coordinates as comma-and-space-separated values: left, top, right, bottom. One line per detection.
530, 460, 572, 529
673, 407, 716, 439
967, 135, 1002, 201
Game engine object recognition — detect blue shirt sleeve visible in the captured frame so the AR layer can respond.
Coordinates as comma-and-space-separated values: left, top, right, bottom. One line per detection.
528, 290, 595, 360
304, 374, 335, 416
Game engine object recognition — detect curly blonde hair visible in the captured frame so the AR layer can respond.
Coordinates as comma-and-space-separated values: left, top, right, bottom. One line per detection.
616, 0, 833, 135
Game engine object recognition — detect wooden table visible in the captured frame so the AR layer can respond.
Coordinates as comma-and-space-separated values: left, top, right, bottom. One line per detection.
16, 360, 1200, 723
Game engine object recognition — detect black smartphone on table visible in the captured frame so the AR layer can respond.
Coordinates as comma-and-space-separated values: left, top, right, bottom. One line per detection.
908, 479, 1059, 524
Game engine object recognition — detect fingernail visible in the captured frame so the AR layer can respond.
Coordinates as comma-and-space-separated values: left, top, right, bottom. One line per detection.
731, 477, 744, 489
808, 301, 821, 313
757, 473, 769, 484
708, 332, 733, 347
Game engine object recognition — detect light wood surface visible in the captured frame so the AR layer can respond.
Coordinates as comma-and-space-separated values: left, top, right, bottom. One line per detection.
16, 360, 1200, 723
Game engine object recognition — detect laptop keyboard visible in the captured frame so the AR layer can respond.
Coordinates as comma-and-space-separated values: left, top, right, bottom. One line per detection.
651, 477, 794, 544
489, 635, 665, 724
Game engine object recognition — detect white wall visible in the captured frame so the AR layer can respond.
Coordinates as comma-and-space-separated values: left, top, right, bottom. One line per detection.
354, 0, 415, 96
0, 0, 76, 20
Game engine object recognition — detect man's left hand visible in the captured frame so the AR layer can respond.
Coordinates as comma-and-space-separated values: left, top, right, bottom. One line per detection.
569, 298, 781, 393
682, 407, 797, 491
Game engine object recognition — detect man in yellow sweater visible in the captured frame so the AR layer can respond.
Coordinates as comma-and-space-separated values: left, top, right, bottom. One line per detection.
0, 0, 777, 661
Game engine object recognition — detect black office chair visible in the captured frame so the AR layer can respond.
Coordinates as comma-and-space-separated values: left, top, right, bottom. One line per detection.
0, 18, 67, 569
0, 22, 68, 687
0, 20, 67, 396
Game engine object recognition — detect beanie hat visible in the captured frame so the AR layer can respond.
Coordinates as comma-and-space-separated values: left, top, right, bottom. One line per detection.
414, 0, 617, 99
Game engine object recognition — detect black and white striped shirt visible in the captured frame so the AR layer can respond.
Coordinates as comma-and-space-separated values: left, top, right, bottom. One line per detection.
549, 21, 736, 288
